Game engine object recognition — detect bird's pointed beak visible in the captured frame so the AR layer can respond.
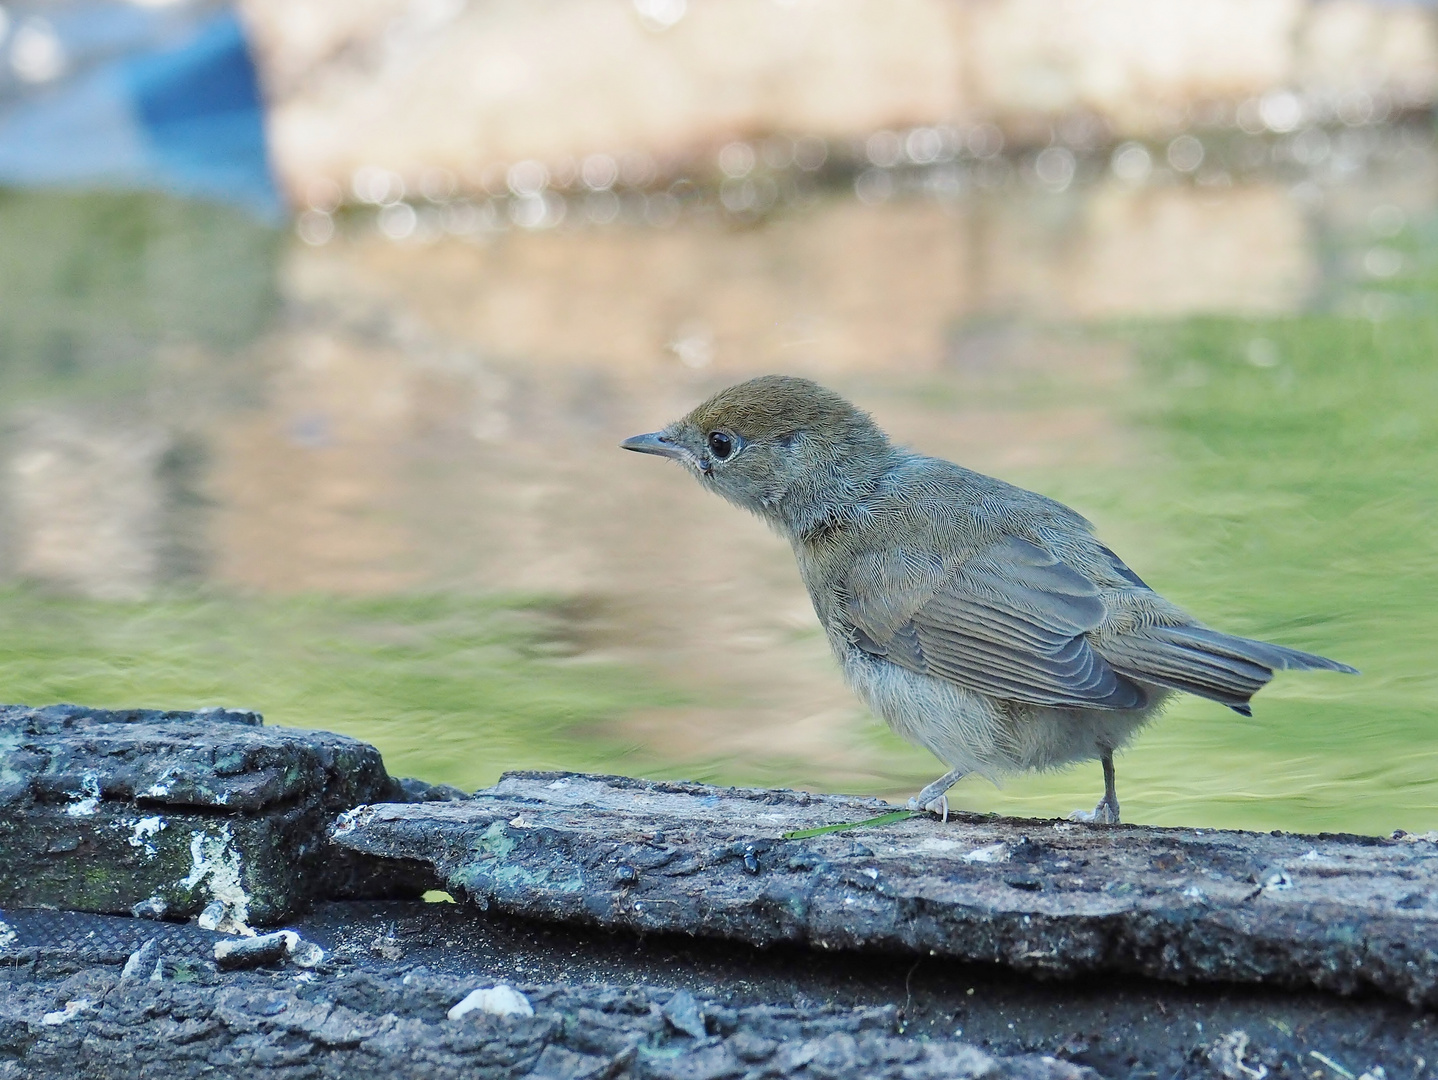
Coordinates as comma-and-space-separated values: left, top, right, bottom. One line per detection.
620, 431, 686, 459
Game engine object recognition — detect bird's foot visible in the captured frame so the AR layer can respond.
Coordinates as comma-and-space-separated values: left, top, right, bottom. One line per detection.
906, 770, 963, 823
906, 793, 950, 822
1069, 798, 1120, 825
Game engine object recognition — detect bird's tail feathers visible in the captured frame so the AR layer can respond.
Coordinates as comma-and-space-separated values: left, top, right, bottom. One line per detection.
1170, 627, 1358, 675
1099, 625, 1356, 716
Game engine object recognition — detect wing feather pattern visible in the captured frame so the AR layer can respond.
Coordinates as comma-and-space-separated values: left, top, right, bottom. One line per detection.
843, 535, 1355, 715
845, 536, 1148, 710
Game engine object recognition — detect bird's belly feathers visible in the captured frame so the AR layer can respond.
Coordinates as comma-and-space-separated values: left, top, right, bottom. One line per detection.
836, 641, 1166, 778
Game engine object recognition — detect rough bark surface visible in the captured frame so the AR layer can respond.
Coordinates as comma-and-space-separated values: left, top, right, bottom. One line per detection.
333, 771, 1438, 1006
0, 704, 415, 923
4, 903, 1435, 1079
0, 954, 1093, 1080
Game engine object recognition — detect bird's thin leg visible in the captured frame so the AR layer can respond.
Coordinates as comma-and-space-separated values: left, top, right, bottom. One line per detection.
907, 769, 966, 823
1069, 751, 1121, 825
1094, 751, 1121, 825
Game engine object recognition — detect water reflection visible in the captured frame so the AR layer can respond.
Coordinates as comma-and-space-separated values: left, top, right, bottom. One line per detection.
0, 150, 1433, 830
8, 409, 174, 599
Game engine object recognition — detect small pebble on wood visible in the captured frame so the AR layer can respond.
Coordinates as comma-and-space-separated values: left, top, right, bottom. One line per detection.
447, 984, 534, 1020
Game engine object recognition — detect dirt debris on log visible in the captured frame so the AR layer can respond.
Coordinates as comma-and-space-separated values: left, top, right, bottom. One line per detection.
0, 704, 424, 925
332, 771, 1438, 1007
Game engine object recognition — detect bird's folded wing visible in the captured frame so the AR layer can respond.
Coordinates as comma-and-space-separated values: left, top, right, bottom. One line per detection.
844, 536, 1147, 710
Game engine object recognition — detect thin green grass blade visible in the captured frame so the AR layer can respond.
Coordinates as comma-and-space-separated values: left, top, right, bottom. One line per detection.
782, 809, 921, 840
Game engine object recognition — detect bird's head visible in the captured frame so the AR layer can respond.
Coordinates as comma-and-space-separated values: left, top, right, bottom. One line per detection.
621, 375, 894, 529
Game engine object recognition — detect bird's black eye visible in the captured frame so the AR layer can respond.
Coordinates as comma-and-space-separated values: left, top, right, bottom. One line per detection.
707, 431, 734, 460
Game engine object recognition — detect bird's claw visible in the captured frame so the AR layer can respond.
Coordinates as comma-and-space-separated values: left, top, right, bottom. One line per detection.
1070, 800, 1120, 826
907, 794, 949, 822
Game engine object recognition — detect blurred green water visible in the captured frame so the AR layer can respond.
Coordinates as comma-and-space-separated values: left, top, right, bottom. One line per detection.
934, 315, 1437, 832
0, 588, 680, 790
0, 190, 279, 392
0, 187, 1434, 834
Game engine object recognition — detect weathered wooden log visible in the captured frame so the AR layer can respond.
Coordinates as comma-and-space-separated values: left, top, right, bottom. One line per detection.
0, 704, 419, 925
332, 771, 1438, 1007
0, 955, 1095, 1080
4, 900, 1433, 1077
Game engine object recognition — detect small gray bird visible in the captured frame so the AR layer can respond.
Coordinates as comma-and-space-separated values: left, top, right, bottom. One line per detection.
622, 375, 1356, 824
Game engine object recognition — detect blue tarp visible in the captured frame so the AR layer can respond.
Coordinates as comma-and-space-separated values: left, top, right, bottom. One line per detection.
0, 2, 281, 218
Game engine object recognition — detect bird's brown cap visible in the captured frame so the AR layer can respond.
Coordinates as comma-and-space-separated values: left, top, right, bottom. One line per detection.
685, 375, 877, 442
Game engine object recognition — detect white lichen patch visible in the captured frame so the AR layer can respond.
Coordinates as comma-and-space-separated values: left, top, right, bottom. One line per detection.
143, 767, 183, 800
962, 842, 1009, 864
64, 773, 101, 817
331, 805, 377, 837
122, 816, 167, 858
0, 918, 17, 953
179, 826, 253, 935
41, 999, 91, 1025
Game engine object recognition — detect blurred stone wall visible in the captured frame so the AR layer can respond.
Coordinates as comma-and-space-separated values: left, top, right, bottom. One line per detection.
238, 0, 1438, 203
